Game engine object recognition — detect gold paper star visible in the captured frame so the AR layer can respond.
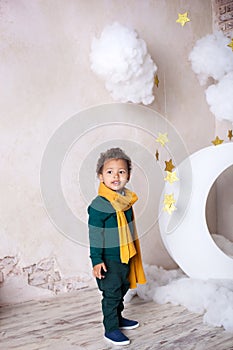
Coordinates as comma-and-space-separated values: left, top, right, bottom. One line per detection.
211, 136, 224, 146
163, 203, 177, 214
227, 38, 233, 51
176, 12, 190, 27
164, 159, 175, 172
164, 193, 176, 206
163, 193, 177, 214
154, 74, 159, 87
164, 171, 179, 184
155, 149, 159, 161
156, 132, 169, 147
228, 129, 233, 141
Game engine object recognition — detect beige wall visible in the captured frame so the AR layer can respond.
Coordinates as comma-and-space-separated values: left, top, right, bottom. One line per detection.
0, 0, 223, 303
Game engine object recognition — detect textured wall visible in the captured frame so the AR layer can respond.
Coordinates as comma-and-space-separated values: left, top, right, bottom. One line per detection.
0, 0, 219, 303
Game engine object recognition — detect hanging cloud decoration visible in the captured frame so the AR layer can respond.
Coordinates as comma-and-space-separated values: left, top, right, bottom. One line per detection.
205, 72, 233, 122
90, 22, 157, 105
189, 31, 233, 122
189, 31, 233, 86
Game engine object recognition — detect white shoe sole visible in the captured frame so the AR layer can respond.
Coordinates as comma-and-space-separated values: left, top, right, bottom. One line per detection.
104, 336, 130, 346
120, 323, 139, 330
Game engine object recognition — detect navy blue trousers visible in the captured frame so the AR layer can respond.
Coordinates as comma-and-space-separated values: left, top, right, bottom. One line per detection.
96, 259, 130, 332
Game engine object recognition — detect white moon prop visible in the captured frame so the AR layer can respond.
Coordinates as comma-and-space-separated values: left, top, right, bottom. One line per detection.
159, 143, 233, 279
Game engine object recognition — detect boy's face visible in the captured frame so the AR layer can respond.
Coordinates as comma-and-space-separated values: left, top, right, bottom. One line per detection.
99, 158, 129, 192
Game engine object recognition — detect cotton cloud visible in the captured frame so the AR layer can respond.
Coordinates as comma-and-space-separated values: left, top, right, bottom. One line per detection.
189, 31, 233, 122
154, 277, 233, 332
126, 235, 233, 332
90, 22, 157, 105
205, 72, 233, 122
189, 31, 233, 86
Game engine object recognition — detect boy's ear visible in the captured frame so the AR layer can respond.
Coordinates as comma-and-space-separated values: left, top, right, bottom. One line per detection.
99, 174, 104, 182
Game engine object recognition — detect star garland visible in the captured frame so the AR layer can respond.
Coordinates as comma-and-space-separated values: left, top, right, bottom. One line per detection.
154, 74, 159, 88
156, 132, 169, 147
211, 130, 232, 145
164, 159, 175, 172
164, 171, 179, 184
155, 129, 232, 215
154, 131, 178, 215
211, 136, 224, 146
227, 38, 233, 51
176, 12, 190, 27
163, 193, 177, 214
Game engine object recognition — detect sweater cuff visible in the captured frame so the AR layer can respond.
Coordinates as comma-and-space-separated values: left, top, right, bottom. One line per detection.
90, 257, 104, 268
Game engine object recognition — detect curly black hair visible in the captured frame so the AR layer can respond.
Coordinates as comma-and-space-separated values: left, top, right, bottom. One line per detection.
96, 147, 132, 176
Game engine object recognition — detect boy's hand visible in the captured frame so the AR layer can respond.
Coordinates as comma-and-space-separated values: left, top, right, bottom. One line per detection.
93, 263, 107, 279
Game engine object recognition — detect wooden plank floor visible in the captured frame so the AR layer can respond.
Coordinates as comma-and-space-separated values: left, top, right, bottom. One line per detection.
0, 287, 233, 350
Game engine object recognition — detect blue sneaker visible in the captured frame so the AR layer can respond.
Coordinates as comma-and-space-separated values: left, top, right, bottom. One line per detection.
119, 317, 139, 330
104, 329, 130, 345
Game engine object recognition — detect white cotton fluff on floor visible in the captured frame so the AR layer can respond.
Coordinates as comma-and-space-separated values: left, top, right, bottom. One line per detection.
90, 22, 157, 105
126, 235, 233, 332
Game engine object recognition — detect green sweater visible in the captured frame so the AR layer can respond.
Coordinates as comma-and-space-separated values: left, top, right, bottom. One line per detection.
88, 195, 134, 267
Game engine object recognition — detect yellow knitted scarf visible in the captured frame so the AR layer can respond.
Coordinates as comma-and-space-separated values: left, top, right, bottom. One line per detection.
98, 182, 146, 289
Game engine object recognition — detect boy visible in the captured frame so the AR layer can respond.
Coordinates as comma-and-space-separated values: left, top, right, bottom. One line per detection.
88, 147, 146, 346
